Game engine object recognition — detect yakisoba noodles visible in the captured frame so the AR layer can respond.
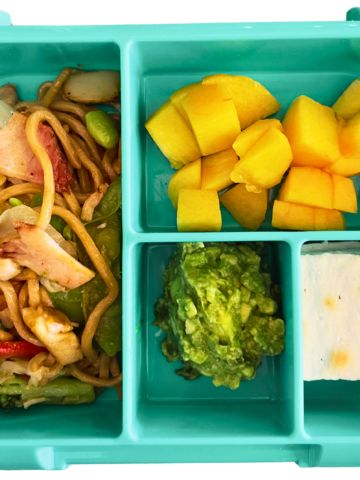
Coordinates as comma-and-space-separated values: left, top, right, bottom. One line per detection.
0, 67, 121, 410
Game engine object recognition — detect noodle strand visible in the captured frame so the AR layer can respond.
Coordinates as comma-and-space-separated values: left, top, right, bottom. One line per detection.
0, 281, 42, 346
49, 100, 86, 124
63, 187, 81, 217
70, 363, 122, 387
18, 283, 29, 311
41, 68, 71, 108
27, 278, 40, 307
78, 167, 91, 194
99, 353, 110, 380
102, 148, 118, 183
25, 111, 55, 230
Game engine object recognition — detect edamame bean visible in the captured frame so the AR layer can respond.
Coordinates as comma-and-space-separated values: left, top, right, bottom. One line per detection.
85, 110, 119, 149
9, 197, 23, 207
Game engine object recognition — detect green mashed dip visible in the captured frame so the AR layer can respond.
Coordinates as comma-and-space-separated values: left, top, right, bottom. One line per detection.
154, 242, 285, 389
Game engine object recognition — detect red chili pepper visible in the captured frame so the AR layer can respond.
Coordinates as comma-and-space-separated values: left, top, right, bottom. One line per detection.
0, 341, 47, 359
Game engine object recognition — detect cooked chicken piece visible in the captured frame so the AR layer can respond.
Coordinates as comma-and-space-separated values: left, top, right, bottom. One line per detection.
0, 258, 21, 281
0, 222, 95, 289
22, 305, 83, 365
0, 113, 73, 192
0, 84, 18, 107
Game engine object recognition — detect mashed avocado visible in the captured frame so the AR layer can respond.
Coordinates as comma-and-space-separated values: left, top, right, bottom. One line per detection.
154, 242, 285, 389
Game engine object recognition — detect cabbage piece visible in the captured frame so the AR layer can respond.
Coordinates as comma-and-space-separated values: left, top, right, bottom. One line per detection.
0, 100, 15, 130
39, 277, 69, 293
62, 70, 120, 104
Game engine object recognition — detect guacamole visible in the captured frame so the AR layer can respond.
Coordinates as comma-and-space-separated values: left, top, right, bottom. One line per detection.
154, 242, 285, 389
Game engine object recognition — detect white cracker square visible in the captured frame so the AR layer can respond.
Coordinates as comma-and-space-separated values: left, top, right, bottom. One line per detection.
302, 253, 360, 381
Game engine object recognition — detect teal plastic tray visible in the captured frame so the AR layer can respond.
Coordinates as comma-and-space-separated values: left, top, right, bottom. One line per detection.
1, 8, 360, 470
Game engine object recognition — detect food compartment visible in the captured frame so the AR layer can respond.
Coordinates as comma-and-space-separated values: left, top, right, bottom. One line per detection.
0, 40, 123, 441
130, 240, 297, 439
301, 241, 360, 437
126, 38, 360, 233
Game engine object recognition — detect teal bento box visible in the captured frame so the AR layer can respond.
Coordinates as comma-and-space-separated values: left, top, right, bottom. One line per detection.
2, 7, 360, 470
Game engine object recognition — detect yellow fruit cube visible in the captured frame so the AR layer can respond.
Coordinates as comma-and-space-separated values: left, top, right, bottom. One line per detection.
324, 156, 360, 177
282, 96, 341, 168
314, 208, 346, 231
272, 200, 315, 230
323, 114, 360, 176
230, 127, 293, 190
177, 189, 222, 232
332, 174, 357, 213
168, 158, 202, 209
272, 200, 345, 231
232, 119, 284, 158
170, 82, 200, 122
145, 100, 201, 169
338, 111, 360, 157
202, 74, 280, 129
220, 184, 268, 231
180, 83, 240, 156
201, 148, 238, 192
332, 78, 360, 119
278, 167, 333, 210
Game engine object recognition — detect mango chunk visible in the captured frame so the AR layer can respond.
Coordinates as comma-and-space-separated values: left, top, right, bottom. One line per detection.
180, 83, 240, 156
177, 189, 222, 232
332, 174, 358, 213
314, 208, 346, 231
324, 114, 360, 176
272, 200, 345, 231
338, 111, 360, 157
324, 156, 360, 177
202, 74, 280, 129
220, 184, 268, 231
201, 148, 238, 192
230, 127, 293, 190
282, 96, 341, 168
168, 158, 202, 209
232, 119, 284, 158
278, 167, 333, 210
145, 100, 201, 169
272, 200, 315, 231
170, 82, 200, 122
332, 78, 360, 119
